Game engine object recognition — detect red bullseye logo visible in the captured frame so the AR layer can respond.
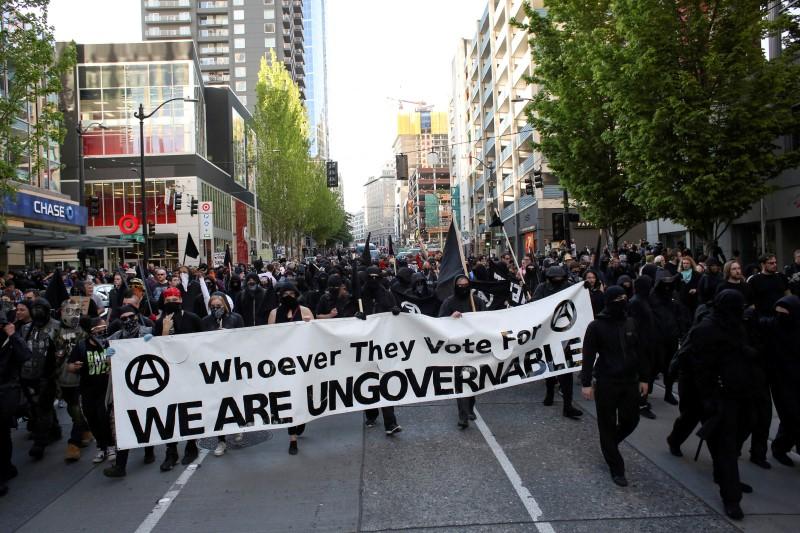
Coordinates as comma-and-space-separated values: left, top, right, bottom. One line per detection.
118, 214, 140, 235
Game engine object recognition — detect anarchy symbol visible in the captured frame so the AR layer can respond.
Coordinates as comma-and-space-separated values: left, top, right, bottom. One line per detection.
125, 354, 170, 397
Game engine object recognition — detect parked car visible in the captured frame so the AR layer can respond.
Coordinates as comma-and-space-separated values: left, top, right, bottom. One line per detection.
94, 283, 113, 310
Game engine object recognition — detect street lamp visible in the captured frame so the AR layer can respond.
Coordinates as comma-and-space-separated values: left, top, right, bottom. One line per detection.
76, 121, 108, 234
134, 96, 198, 270
511, 97, 534, 103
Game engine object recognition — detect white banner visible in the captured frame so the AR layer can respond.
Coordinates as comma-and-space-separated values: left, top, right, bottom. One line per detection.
110, 284, 592, 449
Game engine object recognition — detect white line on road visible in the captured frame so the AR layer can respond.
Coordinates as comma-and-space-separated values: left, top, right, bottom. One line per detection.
473, 409, 556, 533
134, 449, 210, 533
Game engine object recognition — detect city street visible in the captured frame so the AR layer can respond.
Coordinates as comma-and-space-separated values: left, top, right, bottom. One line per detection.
4, 379, 798, 533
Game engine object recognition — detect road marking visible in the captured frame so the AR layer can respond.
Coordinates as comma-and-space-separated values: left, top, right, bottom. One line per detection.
134, 449, 209, 533
474, 409, 555, 533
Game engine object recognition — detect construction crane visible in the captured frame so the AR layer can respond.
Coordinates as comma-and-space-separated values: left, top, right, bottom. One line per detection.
387, 97, 434, 113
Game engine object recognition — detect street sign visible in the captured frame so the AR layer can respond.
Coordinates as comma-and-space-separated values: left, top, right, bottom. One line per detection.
200, 213, 213, 240
121, 234, 145, 243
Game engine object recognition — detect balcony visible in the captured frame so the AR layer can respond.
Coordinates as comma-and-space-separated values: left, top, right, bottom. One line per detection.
502, 173, 515, 191
484, 135, 495, 156
480, 33, 490, 57
145, 27, 191, 37
520, 154, 536, 175
203, 73, 230, 83
543, 185, 563, 199
199, 17, 228, 26
518, 193, 535, 210
483, 110, 495, 130
481, 59, 492, 80
198, 1, 228, 9
500, 144, 513, 165
293, 0, 302, 15
511, 26, 528, 54
144, 0, 190, 8
476, 199, 486, 213
199, 45, 229, 55
199, 56, 229, 66
481, 85, 493, 106
144, 13, 190, 23
513, 60, 529, 83
501, 203, 515, 221
516, 124, 533, 147
283, 14, 291, 28
473, 173, 486, 193
477, 223, 487, 234
199, 28, 229, 38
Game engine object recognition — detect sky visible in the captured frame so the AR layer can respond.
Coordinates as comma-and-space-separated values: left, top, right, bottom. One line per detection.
48, 0, 486, 212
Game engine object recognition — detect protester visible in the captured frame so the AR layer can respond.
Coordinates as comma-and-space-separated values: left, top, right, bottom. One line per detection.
0, 316, 32, 497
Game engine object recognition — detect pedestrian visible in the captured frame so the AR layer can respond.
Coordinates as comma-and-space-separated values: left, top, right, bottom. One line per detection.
0, 316, 32, 497
439, 275, 485, 428
235, 273, 272, 327
581, 286, 649, 487
155, 288, 203, 471
268, 282, 314, 455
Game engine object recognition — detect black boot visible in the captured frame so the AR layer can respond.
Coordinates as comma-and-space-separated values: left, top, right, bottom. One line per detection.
160, 453, 178, 472
724, 502, 744, 520
563, 405, 583, 419
181, 442, 199, 465
103, 464, 127, 478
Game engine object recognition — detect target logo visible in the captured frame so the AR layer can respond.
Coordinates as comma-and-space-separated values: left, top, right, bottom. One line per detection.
118, 214, 140, 235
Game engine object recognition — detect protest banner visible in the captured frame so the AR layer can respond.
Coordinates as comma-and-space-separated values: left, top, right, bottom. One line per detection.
110, 284, 592, 449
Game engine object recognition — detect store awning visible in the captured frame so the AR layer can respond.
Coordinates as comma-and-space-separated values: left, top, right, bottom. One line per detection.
0, 227, 134, 249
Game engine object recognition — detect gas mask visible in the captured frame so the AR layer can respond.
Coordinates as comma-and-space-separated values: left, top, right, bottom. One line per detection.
61, 301, 82, 329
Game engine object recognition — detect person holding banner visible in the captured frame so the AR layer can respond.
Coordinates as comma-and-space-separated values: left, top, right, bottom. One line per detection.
581, 286, 650, 488
155, 288, 203, 471
268, 282, 314, 455
439, 275, 485, 429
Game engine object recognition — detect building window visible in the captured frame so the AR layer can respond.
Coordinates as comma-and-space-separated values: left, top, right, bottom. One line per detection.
264, 8, 274, 19
235, 67, 246, 78
233, 0, 243, 5
234, 38, 245, 49
264, 0, 273, 4
264, 37, 275, 48
264, 23, 275, 33
235, 81, 246, 92
239, 95, 247, 106
234, 23, 245, 35
233, 10, 244, 20
235, 52, 246, 63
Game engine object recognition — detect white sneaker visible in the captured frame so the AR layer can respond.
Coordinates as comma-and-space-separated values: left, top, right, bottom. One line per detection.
233, 433, 244, 443
106, 446, 117, 462
214, 441, 227, 457
92, 449, 106, 464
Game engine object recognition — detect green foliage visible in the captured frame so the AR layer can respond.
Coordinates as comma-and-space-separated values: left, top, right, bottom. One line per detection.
0, 0, 76, 218
514, 0, 645, 242
253, 50, 345, 248
516, 0, 800, 244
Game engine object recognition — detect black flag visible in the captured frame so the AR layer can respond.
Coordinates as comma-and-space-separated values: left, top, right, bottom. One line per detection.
361, 232, 372, 266
224, 243, 232, 269
435, 221, 467, 301
184, 232, 200, 259
592, 232, 602, 271
44, 269, 70, 311
388, 235, 395, 256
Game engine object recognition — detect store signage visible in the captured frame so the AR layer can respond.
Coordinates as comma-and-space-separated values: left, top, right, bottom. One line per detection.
2, 191, 87, 227
199, 201, 213, 240
118, 214, 140, 235
199, 201, 213, 214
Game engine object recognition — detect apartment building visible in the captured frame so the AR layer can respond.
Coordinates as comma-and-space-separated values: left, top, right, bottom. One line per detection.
141, 0, 306, 111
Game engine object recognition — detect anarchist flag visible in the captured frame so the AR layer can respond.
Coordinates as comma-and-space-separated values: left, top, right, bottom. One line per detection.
435, 221, 467, 301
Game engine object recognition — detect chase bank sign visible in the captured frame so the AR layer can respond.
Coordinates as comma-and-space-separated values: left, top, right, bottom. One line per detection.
2, 192, 87, 227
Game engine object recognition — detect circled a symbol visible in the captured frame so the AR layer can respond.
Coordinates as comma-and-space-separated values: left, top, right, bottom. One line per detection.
550, 300, 577, 332
125, 354, 170, 397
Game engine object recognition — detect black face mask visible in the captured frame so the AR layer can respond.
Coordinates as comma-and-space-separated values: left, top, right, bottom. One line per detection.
550, 278, 565, 286
454, 285, 471, 299
162, 302, 180, 315
281, 295, 298, 309
247, 283, 258, 292
31, 307, 49, 325
365, 278, 380, 291
606, 299, 627, 318
122, 317, 139, 335
414, 284, 426, 295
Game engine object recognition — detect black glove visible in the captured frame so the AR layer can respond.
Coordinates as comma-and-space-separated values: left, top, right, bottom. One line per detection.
391, 306, 401, 316
355, 311, 366, 321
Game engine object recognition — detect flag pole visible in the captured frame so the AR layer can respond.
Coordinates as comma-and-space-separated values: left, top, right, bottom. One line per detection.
452, 221, 476, 312
494, 206, 529, 298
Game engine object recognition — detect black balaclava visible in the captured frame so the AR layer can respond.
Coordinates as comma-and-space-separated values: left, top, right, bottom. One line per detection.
364, 266, 382, 294
411, 272, 428, 296
774, 295, 800, 329
711, 289, 746, 324
545, 266, 567, 288
453, 275, 471, 299
617, 275, 634, 299
633, 275, 653, 299
277, 282, 299, 310
245, 272, 259, 294
119, 305, 141, 338
30, 297, 51, 327
604, 285, 627, 319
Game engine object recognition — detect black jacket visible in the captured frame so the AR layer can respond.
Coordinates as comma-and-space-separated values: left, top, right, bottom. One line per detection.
235, 286, 275, 327
154, 310, 203, 336
0, 331, 32, 386
438, 291, 486, 317
201, 312, 245, 331
581, 313, 649, 387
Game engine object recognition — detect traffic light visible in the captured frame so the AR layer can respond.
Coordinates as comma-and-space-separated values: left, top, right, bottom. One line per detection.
326, 160, 338, 188
148, 223, 156, 238
174, 191, 182, 210
89, 196, 100, 217
524, 176, 534, 196
533, 168, 544, 189
396, 154, 409, 180
190, 198, 198, 216
552, 212, 565, 242
568, 213, 580, 223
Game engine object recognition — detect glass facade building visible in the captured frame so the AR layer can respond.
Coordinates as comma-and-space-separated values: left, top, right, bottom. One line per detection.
77, 61, 206, 158
303, 0, 328, 159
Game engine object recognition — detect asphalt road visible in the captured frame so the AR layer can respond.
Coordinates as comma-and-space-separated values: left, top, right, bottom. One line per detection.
2, 378, 798, 533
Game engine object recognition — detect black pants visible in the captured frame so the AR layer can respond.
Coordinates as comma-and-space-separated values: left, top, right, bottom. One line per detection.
545, 374, 574, 408
771, 379, 800, 455
705, 397, 752, 505
115, 446, 154, 469
80, 386, 111, 450
287, 424, 305, 436
60, 386, 88, 446
0, 386, 18, 477
24, 379, 60, 447
365, 407, 397, 430
594, 381, 640, 477
749, 383, 772, 461
669, 375, 703, 447
457, 397, 476, 422
165, 439, 197, 458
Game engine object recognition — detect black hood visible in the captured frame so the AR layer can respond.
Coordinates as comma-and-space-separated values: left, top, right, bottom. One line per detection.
395, 267, 413, 286
641, 263, 659, 281
633, 275, 653, 298
775, 295, 800, 322
245, 272, 260, 284
545, 266, 566, 280
711, 289, 746, 323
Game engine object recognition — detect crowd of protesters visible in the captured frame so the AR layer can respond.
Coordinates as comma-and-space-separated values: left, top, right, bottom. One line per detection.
0, 239, 798, 522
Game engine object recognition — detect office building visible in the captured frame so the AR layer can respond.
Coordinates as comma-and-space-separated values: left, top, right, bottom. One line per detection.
303, 0, 329, 159
363, 169, 396, 248
58, 41, 264, 268
140, 0, 305, 111
350, 210, 365, 244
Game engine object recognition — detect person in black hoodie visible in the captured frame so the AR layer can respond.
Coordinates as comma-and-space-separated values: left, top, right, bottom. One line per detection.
439, 275, 485, 428
532, 267, 583, 419
0, 316, 32, 497
649, 269, 688, 406
759, 295, 800, 468
235, 273, 272, 327
397, 272, 441, 317
582, 269, 605, 317
628, 275, 658, 420
581, 286, 649, 487
686, 290, 756, 521
155, 288, 203, 471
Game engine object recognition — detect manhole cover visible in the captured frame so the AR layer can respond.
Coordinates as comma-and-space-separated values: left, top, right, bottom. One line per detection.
198, 429, 273, 450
